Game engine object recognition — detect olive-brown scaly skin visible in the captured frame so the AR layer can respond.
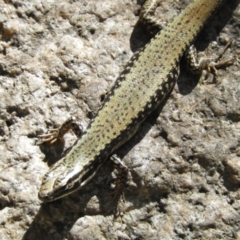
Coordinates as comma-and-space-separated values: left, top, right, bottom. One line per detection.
39, 0, 224, 201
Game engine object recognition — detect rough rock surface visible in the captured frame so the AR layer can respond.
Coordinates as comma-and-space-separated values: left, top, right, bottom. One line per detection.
0, 0, 240, 239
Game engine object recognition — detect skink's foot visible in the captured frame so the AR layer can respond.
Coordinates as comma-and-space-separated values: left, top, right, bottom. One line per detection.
185, 39, 235, 83
39, 116, 83, 144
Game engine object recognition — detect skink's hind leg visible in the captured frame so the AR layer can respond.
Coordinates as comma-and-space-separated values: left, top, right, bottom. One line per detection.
185, 39, 235, 82
39, 117, 83, 144
139, 0, 165, 34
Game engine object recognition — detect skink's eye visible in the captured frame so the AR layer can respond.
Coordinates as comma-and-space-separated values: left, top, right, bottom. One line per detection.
66, 181, 74, 189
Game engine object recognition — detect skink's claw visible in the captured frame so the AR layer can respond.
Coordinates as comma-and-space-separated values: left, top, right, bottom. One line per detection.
39, 128, 61, 144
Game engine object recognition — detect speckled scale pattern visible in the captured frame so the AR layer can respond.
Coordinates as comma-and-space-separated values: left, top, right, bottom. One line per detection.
139, 0, 164, 32
39, 0, 224, 201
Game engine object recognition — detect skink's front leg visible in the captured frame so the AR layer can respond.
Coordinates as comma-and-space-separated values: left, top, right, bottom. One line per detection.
39, 117, 83, 144
110, 154, 129, 201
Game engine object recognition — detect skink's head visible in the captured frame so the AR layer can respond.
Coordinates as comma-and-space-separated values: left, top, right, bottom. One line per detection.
38, 157, 100, 202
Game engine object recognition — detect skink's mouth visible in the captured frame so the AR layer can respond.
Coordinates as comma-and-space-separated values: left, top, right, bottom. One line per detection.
38, 159, 101, 202
38, 180, 82, 202
38, 163, 102, 202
